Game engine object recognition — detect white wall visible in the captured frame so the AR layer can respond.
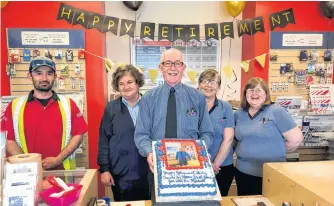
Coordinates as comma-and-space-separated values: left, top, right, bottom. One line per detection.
105, 1, 242, 100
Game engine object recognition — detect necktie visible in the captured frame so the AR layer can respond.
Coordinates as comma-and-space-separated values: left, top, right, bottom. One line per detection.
165, 87, 177, 138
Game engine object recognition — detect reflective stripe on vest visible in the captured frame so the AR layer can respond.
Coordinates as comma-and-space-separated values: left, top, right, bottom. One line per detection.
12, 95, 76, 170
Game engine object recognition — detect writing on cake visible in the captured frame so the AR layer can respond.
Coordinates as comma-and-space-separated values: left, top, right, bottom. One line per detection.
162, 170, 214, 184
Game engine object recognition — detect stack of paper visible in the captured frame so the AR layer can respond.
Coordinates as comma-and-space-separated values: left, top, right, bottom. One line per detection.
232, 197, 275, 206
2, 162, 39, 206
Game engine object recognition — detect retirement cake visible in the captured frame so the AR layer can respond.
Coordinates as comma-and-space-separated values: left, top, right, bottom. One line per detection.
152, 139, 221, 203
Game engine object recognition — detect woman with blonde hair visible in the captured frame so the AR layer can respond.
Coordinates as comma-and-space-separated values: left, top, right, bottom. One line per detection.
234, 77, 303, 195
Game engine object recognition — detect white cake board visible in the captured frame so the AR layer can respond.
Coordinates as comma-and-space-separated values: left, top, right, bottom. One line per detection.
151, 182, 221, 206
152, 140, 222, 205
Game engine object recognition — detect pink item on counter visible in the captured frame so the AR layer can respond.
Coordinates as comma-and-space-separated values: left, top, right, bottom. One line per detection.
40, 183, 82, 206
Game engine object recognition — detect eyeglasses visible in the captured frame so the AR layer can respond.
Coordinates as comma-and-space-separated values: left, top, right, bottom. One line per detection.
246, 88, 264, 94
161, 61, 184, 68
201, 79, 217, 86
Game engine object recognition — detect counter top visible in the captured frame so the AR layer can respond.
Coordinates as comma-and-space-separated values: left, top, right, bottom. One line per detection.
108, 196, 262, 206
264, 161, 334, 205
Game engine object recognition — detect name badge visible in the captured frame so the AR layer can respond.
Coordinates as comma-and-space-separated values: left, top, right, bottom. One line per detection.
186, 108, 197, 116
262, 117, 273, 124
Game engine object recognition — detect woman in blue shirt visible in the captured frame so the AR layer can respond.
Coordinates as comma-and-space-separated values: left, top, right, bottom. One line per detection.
234, 77, 303, 195
198, 69, 235, 196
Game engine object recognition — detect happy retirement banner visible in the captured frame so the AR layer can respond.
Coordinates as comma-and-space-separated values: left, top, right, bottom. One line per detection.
57, 3, 295, 41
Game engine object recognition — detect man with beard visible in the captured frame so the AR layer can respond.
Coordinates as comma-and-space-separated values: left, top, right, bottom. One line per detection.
2, 57, 87, 170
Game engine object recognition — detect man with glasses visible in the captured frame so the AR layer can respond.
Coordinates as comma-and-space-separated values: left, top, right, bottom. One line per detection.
134, 48, 214, 194
2, 56, 87, 170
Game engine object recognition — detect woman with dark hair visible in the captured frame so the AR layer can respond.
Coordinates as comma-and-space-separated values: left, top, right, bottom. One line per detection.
198, 69, 235, 196
97, 64, 149, 201
234, 77, 303, 195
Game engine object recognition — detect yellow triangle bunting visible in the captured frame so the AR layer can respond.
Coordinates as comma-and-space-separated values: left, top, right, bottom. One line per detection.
255, 53, 266, 68
240, 60, 250, 73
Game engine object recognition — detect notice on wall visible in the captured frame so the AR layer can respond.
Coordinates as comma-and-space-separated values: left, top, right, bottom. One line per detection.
131, 38, 219, 90
134, 41, 171, 70
131, 39, 172, 89
173, 39, 218, 70
8, 29, 84, 48
21, 31, 70, 46
282, 34, 323, 47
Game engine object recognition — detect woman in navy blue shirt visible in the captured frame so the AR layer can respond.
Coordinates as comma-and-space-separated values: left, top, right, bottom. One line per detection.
234, 77, 303, 195
97, 65, 149, 201
198, 69, 235, 196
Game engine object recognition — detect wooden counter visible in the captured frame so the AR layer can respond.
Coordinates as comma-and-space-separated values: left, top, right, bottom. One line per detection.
109, 196, 260, 206
107, 161, 334, 206
263, 161, 334, 206
76, 169, 98, 205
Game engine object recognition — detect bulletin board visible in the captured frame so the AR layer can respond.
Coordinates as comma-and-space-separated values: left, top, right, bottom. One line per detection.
131, 37, 220, 91
268, 32, 334, 102
5, 28, 89, 169
269, 32, 334, 150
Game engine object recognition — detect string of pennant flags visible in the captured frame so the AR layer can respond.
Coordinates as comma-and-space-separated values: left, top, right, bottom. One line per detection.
221, 53, 267, 79
86, 48, 265, 102
219, 52, 267, 100
57, 3, 296, 40
241, 53, 267, 72
84, 50, 141, 74
57, 2, 296, 93
85, 47, 267, 81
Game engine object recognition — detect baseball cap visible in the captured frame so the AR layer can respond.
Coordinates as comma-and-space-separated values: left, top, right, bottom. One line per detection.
29, 56, 56, 73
